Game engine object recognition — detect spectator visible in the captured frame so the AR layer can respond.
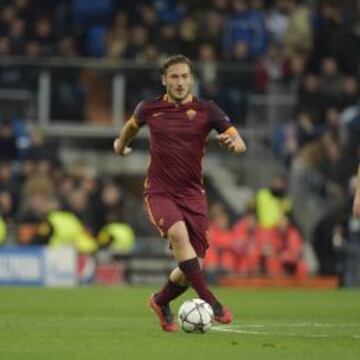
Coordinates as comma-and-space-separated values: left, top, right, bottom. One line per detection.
179, 15, 198, 57
232, 210, 262, 274
106, 12, 128, 59
13, 0, 30, 19
212, 0, 229, 15
198, 11, 224, 54
285, 52, 307, 92
58, 36, 79, 57
65, 188, 96, 233
256, 174, 292, 229
125, 26, 149, 59
223, 0, 268, 58
324, 107, 341, 138
333, 15, 360, 75
0, 36, 12, 56
151, 0, 186, 24
1, 6, 17, 30
137, 44, 162, 64
8, 18, 26, 54
266, 0, 289, 45
256, 43, 288, 92
296, 111, 321, 148
281, 0, 313, 59
97, 222, 135, 253
24, 40, 42, 58
312, 175, 357, 276
221, 40, 254, 121
0, 215, 6, 245
0, 120, 17, 160
0, 189, 15, 222
32, 17, 54, 56
26, 128, 58, 163
317, 131, 350, 189
298, 74, 324, 119
156, 24, 180, 56
94, 180, 124, 232
311, 0, 343, 70
206, 204, 261, 276
197, 43, 219, 99
38, 206, 98, 254
258, 215, 307, 278
139, 5, 160, 39
320, 57, 343, 107
205, 203, 236, 274
339, 77, 359, 110
273, 111, 320, 167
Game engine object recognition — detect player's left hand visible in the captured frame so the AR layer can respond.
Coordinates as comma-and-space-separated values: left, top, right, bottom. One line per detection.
113, 138, 132, 156
217, 134, 238, 152
353, 193, 360, 218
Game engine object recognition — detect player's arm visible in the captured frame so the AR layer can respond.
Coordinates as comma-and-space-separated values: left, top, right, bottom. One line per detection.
353, 165, 360, 217
113, 117, 140, 156
217, 126, 247, 154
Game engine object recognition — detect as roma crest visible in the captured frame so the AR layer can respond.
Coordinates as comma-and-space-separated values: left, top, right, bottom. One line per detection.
186, 109, 197, 120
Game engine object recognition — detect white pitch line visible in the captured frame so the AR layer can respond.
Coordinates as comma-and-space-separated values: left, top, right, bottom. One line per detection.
212, 326, 331, 338
211, 325, 360, 339
212, 326, 269, 336
222, 322, 360, 329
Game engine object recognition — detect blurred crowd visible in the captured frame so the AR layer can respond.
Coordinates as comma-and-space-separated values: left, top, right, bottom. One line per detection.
0, 0, 358, 65
1, 0, 359, 117
206, 174, 308, 278
1, 0, 360, 121
1, 0, 360, 280
0, 124, 137, 253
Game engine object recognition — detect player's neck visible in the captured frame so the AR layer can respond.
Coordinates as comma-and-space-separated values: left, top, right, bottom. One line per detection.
164, 93, 193, 105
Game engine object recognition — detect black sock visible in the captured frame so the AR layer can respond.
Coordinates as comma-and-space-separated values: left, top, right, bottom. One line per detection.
155, 280, 188, 306
179, 257, 219, 306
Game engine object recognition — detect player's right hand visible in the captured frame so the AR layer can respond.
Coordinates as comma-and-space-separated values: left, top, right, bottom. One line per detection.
353, 193, 360, 218
113, 138, 132, 156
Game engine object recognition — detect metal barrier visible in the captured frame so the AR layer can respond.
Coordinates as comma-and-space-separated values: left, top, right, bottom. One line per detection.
0, 57, 256, 135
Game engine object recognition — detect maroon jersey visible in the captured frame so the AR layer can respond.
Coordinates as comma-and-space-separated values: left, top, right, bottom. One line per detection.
133, 96, 233, 198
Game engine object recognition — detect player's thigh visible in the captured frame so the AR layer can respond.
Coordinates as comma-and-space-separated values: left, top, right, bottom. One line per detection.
180, 198, 209, 258
186, 216, 209, 258
144, 195, 184, 238
167, 220, 192, 246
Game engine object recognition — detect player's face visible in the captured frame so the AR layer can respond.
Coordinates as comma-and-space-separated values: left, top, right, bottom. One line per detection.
162, 63, 193, 103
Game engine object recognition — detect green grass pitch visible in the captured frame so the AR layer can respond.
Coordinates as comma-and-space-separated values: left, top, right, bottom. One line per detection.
0, 287, 359, 360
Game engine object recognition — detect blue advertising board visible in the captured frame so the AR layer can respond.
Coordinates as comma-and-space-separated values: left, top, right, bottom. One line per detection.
0, 246, 77, 287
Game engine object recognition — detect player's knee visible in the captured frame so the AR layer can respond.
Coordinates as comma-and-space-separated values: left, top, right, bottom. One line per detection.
178, 271, 189, 286
169, 267, 189, 286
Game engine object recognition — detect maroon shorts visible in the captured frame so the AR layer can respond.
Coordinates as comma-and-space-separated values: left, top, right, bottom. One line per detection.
144, 194, 209, 258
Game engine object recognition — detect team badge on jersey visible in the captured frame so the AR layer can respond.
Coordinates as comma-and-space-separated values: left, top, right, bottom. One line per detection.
186, 109, 197, 120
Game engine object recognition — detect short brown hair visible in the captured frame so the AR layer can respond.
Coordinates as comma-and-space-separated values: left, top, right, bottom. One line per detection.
162, 54, 193, 74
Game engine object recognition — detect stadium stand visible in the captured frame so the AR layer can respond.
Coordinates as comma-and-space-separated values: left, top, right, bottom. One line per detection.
0, 0, 360, 286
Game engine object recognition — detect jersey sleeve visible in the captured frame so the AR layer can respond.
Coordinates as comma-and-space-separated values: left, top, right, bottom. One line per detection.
208, 101, 232, 133
132, 100, 147, 127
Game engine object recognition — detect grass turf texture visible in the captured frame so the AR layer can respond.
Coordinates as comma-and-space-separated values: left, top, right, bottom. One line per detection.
0, 287, 359, 360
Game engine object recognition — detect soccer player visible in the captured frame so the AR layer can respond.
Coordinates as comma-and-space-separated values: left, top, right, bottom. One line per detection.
353, 165, 360, 218
114, 55, 246, 332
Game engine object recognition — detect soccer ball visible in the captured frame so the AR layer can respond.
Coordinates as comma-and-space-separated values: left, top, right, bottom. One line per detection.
178, 299, 214, 333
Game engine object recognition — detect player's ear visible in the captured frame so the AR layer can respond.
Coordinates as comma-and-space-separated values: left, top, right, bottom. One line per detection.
161, 74, 166, 86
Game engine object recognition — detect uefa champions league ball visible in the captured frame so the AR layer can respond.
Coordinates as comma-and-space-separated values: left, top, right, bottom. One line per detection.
178, 299, 214, 333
